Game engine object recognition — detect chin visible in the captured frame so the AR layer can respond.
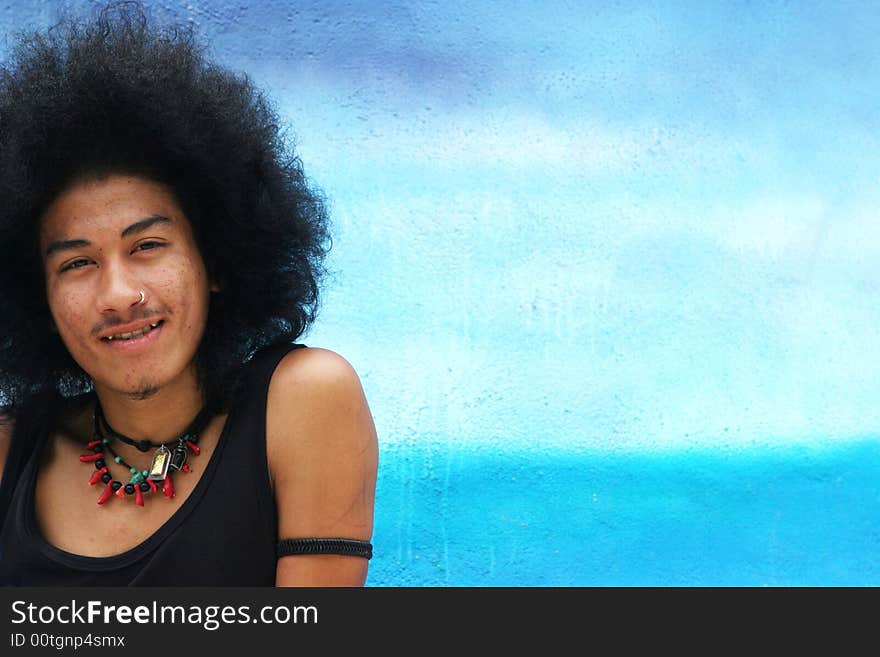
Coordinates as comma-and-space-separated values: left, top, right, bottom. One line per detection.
127, 386, 161, 401
95, 372, 164, 400
88, 350, 199, 400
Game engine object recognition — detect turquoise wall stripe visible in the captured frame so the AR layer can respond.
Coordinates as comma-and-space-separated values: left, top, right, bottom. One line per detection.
371, 441, 880, 586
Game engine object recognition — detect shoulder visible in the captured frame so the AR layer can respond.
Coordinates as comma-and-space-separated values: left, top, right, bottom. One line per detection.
268, 346, 363, 399
0, 394, 90, 487
266, 347, 370, 440
0, 411, 11, 485
265, 347, 378, 487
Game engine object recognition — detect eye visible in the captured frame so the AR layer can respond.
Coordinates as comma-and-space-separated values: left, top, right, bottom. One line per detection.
133, 240, 166, 253
59, 258, 92, 273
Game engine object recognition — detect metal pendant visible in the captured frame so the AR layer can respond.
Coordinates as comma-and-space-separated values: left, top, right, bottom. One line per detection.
148, 445, 171, 480
170, 438, 188, 472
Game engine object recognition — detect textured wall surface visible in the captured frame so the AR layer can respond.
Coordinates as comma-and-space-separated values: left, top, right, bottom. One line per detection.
3, 1, 880, 585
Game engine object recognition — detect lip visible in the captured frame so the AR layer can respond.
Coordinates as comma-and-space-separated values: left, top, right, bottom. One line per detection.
99, 320, 164, 352
97, 318, 164, 341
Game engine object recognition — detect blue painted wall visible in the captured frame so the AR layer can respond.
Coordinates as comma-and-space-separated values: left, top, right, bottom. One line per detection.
3, 1, 880, 585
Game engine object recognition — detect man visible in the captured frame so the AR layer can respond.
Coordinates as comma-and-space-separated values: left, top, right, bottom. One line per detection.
0, 4, 378, 586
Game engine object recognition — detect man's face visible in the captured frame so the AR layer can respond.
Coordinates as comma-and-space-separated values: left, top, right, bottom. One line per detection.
40, 174, 212, 399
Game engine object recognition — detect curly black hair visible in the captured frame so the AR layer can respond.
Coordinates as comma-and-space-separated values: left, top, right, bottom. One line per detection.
0, 2, 331, 413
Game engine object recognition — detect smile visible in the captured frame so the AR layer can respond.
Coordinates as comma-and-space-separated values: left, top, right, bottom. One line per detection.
101, 321, 163, 341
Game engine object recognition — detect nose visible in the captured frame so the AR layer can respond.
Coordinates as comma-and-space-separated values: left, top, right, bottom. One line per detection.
95, 260, 144, 314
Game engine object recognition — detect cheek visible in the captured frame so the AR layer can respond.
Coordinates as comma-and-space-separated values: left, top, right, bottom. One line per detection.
158, 259, 209, 324
49, 290, 89, 336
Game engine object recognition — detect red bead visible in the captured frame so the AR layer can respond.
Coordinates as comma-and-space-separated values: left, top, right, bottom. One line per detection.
135, 487, 144, 507
89, 466, 108, 485
79, 453, 103, 462
97, 482, 114, 505
115, 485, 127, 499
147, 479, 158, 493
185, 440, 200, 455
86, 439, 102, 449
163, 476, 174, 499
181, 464, 191, 473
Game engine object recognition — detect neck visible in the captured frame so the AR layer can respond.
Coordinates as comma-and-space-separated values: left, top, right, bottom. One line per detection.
93, 367, 205, 444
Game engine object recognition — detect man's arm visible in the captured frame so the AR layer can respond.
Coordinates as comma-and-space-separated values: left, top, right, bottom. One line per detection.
266, 347, 378, 587
0, 414, 11, 487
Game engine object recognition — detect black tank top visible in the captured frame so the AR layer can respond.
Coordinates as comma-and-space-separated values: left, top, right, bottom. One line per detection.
0, 342, 305, 586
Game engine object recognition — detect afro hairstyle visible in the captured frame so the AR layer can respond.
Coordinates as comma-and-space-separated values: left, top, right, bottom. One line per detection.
0, 2, 331, 413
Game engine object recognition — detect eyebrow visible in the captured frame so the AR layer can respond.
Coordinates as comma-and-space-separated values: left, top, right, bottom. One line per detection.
45, 215, 173, 258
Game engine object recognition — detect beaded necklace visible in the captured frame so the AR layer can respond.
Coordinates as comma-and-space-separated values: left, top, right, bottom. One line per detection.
80, 400, 214, 507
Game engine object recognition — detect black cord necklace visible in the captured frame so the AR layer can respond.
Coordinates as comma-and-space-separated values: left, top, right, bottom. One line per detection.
95, 401, 213, 452
80, 398, 214, 507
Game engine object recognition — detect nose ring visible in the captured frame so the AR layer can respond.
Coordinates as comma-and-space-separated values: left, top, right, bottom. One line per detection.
136, 290, 146, 305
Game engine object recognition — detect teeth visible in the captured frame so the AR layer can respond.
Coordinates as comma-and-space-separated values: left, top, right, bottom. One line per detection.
105, 322, 159, 341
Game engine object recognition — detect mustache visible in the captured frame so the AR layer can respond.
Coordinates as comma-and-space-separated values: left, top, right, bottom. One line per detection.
91, 307, 168, 336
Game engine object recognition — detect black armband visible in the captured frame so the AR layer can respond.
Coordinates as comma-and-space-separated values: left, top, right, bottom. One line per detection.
277, 538, 373, 560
